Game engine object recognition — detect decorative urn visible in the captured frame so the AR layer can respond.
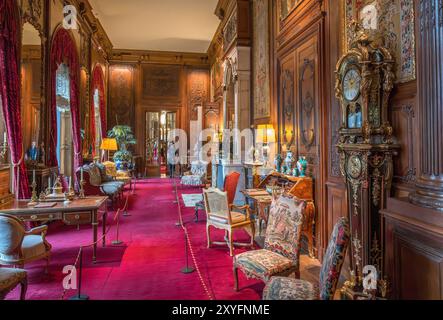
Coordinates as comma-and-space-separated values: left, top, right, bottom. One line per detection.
297, 156, 308, 177
284, 151, 295, 174
274, 154, 283, 173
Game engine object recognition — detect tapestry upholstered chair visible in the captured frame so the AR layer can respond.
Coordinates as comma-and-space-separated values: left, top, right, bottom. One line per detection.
0, 268, 27, 300
203, 188, 255, 256
262, 217, 350, 300
0, 214, 52, 273
181, 160, 208, 187
233, 194, 305, 291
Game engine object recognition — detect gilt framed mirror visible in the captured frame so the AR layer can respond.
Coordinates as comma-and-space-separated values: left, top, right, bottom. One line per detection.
20, 0, 47, 167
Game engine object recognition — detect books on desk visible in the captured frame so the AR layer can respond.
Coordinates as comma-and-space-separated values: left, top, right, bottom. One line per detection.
33, 202, 57, 208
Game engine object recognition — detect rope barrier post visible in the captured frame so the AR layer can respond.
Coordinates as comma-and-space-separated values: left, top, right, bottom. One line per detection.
69, 247, 89, 300
181, 232, 195, 274
173, 178, 182, 226
112, 209, 123, 245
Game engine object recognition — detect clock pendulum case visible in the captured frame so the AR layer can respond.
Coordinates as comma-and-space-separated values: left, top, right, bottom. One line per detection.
335, 24, 399, 277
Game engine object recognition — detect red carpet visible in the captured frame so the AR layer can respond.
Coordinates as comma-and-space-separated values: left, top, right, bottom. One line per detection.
6, 178, 263, 300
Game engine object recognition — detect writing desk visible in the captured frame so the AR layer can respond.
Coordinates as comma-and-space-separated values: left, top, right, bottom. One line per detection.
0, 196, 108, 263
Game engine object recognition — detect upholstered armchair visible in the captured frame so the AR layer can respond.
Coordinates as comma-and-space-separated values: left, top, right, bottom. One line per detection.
224, 171, 240, 205
102, 161, 132, 187
262, 217, 350, 300
233, 194, 305, 291
0, 268, 27, 300
181, 160, 208, 186
203, 188, 255, 256
76, 163, 125, 204
0, 214, 52, 273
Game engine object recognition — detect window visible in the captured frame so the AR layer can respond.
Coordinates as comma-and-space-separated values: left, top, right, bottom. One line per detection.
93, 88, 102, 157
55, 63, 72, 175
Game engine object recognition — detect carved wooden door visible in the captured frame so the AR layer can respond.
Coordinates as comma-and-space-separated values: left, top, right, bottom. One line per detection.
278, 33, 320, 256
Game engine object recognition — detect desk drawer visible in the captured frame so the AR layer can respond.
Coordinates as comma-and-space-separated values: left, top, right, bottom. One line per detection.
63, 212, 91, 225
20, 212, 62, 222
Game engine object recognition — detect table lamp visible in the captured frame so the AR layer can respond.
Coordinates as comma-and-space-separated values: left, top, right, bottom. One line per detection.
100, 138, 118, 162
257, 124, 275, 167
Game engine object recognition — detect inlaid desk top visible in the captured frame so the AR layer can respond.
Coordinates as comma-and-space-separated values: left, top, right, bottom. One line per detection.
0, 196, 108, 214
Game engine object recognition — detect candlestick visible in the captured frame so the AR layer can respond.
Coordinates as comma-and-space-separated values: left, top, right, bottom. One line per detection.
80, 167, 83, 181
32, 170, 36, 183
46, 176, 52, 195
3, 132, 6, 144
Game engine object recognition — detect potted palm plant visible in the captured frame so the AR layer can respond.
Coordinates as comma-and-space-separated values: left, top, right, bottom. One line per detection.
107, 125, 137, 170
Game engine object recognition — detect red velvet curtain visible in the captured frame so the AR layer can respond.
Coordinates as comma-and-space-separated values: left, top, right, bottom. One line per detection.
48, 28, 82, 172
0, 0, 30, 199
90, 65, 106, 157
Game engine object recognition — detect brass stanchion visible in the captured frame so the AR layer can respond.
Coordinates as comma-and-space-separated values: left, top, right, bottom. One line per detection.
112, 209, 123, 245
181, 232, 195, 274
69, 247, 89, 300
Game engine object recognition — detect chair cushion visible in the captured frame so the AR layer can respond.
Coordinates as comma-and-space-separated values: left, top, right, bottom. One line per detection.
208, 211, 247, 225
0, 268, 26, 293
21, 235, 47, 260
101, 182, 123, 196
263, 277, 319, 300
234, 249, 295, 282
181, 175, 204, 186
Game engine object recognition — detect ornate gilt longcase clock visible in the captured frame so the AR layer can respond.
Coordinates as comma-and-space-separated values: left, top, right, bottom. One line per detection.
335, 25, 399, 275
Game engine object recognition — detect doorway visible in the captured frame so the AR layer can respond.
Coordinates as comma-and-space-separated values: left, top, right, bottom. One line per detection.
145, 110, 177, 177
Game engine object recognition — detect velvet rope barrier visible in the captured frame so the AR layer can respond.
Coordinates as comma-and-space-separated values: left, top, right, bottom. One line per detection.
60, 192, 130, 300
172, 179, 215, 300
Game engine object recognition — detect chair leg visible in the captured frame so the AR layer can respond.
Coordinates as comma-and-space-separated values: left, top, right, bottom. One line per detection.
250, 223, 255, 248
228, 230, 234, 257
20, 278, 27, 300
233, 264, 239, 292
206, 224, 211, 248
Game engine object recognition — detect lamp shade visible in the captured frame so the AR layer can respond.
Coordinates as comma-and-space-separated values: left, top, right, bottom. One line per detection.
256, 124, 275, 144
100, 138, 118, 151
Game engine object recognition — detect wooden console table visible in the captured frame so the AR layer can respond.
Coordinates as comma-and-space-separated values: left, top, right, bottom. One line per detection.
0, 196, 108, 263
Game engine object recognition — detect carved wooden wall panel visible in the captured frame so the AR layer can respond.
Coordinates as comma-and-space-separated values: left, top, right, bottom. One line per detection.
187, 69, 209, 121
383, 198, 443, 299
296, 37, 318, 163
391, 100, 417, 186
108, 65, 135, 129
142, 65, 181, 100
278, 54, 296, 149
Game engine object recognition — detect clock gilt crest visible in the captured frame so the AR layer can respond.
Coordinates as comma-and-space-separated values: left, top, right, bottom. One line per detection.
335, 21, 399, 276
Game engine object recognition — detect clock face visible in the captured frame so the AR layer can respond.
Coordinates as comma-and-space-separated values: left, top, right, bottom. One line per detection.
343, 68, 361, 101
347, 155, 362, 179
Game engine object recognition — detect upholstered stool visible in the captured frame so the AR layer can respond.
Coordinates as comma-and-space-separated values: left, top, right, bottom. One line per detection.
0, 268, 27, 300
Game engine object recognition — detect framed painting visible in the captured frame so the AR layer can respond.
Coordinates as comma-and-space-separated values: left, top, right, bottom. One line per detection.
342, 0, 416, 83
